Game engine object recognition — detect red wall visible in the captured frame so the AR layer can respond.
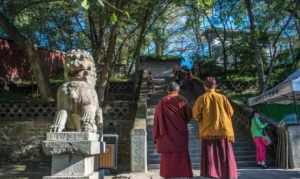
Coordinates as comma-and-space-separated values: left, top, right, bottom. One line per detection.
0, 38, 64, 81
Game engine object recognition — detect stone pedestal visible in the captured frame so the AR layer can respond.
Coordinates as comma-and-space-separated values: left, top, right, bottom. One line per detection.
131, 103, 147, 172
287, 125, 300, 168
42, 132, 105, 179
131, 126, 147, 172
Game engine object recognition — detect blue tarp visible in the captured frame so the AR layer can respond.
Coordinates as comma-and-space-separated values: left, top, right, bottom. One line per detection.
180, 58, 193, 70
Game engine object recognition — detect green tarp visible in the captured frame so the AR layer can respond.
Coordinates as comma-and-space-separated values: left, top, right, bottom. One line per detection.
256, 103, 299, 123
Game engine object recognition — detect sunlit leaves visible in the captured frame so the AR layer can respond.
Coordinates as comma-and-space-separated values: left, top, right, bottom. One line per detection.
81, 0, 89, 10
15, 11, 32, 26
81, 0, 104, 10
111, 13, 118, 24
197, 0, 214, 9
97, 0, 104, 7
195, 0, 214, 15
124, 11, 130, 19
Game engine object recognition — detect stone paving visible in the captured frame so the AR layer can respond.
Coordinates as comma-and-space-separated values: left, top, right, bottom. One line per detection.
105, 169, 300, 179
1, 164, 300, 179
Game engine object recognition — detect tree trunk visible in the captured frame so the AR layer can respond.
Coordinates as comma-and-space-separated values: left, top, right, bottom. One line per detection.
221, 40, 228, 74
207, 36, 212, 58
264, 16, 292, 88
98, 23, 118, 106
295, 19, 300, 41
244, 0, 265, 92
223, 46, 228, 74
154, 39, 164, 58
0, 12, 51, 102
133, 7, 152, 75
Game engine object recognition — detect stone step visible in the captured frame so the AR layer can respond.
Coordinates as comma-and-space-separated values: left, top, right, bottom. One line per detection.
235, 150, 256, 155
148, 160, 257, 170
148, 163, 200, 170
147, 141, 254, 150
147, 144, 201, 152
147, 146, 200, 153
147, 141, 255, 148
233, 146, 255, 151
146, 115, 154, 120
147, 149, 255, 156
148, 153, 256, 161
148, 151, 256, 159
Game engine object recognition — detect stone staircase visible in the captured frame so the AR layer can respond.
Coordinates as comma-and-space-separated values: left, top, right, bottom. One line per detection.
146, 77, 257, 171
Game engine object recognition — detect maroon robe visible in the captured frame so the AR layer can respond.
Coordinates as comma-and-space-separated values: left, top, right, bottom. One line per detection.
153, 95, 193, 178
201, 139, 237, 179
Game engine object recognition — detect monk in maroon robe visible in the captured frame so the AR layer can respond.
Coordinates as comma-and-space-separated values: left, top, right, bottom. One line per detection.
153, 82, 193, 179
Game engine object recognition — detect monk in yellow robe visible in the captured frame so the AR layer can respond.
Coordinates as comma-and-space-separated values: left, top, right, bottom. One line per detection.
192, 77, 237, 179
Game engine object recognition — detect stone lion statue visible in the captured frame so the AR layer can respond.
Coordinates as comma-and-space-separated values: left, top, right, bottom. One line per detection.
50, 49, 103, 133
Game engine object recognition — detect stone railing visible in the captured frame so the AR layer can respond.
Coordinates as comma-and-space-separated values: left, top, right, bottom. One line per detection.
112, 64, 129, 75
130, 71, 148, 172
130, 100, 147, 172
0, 102, 56, 120
106, 81, 135, 101
103, 101, 135, 121
107, 81, 134, 94
232, 100, 300, 168
0, 100, 134, 121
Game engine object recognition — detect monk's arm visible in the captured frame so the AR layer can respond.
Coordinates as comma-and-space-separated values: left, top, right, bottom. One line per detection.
224, 96, 234, 118
152, 104, 161, 144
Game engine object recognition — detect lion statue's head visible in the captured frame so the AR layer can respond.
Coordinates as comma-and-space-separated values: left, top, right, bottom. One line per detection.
64, 49, 97, 86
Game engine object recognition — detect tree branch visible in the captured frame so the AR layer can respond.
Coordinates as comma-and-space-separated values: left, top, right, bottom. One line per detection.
265, 15, 293, 87
75, 16, 90, 38
14, 0, 64, 16
0, 11, 26, 45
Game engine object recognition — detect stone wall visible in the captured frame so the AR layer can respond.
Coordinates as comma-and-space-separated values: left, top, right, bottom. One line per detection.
140, 60, 179, 78
0, 120, 51, 163
0, 101, 134, 165
103, 100, 137, 171
0, 79, 140, 172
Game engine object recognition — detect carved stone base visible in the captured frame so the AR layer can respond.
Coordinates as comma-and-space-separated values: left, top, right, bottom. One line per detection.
42, 132, 105, 179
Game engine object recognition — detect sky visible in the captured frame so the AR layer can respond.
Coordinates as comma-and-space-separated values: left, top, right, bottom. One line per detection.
144, 2, 299, 68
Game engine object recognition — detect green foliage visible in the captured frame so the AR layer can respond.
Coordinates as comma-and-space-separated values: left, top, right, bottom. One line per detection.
97, 0, 104, 7
124, 11, 130, 19
109, 74, 128, 82
142, 55, 181, 62
0, 0, 299, 98
197, 0, 214, 9
81, 0, 89, 10
81, 0, 104, 10
111, 13, 118, 24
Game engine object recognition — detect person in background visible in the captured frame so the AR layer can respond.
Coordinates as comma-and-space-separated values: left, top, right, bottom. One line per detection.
153, 82, 193, 179
251, 111, 268, 169
145, 70, 154, 95
184, 71, 194, 92
192, 76, 237, 179
172, 65, 180, 84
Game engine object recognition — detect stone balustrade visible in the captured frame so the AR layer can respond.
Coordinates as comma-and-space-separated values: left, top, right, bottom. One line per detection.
0, 101, 134, 121
0, 102, 56, 120
130, 101, 147, 172
130, 70, 148, 172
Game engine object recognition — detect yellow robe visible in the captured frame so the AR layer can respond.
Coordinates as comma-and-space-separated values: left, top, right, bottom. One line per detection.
192, 89, 235, 142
